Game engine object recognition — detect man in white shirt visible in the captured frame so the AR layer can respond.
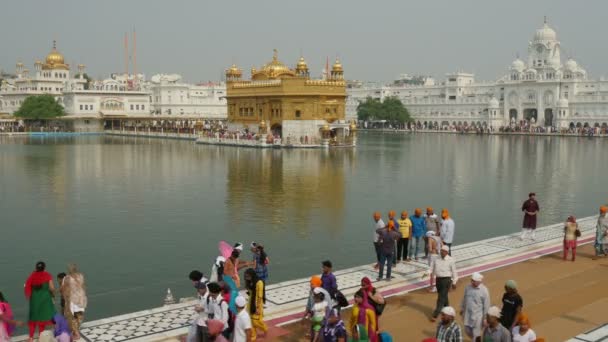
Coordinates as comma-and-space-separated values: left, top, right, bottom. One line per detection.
193, 281, 210, 342
198, 282, 229, 341
460, 272, 490, 341
373, 211, 386, 269
430, 245, 458, 322
440, 209, 455, 255
233, 296, 252, 342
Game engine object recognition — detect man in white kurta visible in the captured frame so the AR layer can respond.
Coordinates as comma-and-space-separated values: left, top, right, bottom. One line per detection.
460, 272, 490, 341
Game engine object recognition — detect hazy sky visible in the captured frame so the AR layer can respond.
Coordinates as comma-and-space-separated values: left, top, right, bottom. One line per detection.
1, 1, 607, 83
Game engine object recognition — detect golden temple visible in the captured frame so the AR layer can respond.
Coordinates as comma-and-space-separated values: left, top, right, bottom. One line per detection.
225, 50, 355, 146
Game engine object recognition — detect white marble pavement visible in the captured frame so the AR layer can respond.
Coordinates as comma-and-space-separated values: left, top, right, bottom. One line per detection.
568, 323, 608, 342
14, 215, 599, 341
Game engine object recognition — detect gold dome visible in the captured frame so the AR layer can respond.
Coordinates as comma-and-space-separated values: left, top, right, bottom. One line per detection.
296, 56, 308, 69
226, 64, 242, 78
42, 41, 69, 70
332, 58, 343, 72
259, 120, 267, 128
252, 49, 296, 79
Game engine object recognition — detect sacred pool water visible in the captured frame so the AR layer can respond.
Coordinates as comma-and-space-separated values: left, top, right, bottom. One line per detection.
1, 132, 606, 320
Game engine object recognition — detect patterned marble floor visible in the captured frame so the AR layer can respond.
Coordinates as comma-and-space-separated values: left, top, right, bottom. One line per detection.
59, 215, 598, 342
567, 323, 608, 342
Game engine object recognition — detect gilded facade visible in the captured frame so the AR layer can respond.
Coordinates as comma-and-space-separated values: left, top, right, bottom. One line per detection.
225, 50, 355, 146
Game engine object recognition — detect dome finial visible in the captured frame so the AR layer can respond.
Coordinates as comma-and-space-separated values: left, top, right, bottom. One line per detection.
544, 16, 547, 25
273, 49, 278, 62
53, 39, 57, 50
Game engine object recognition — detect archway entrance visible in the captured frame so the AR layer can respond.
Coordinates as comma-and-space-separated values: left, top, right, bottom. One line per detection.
544, 109, 553, 127
509, 109, 518, 122
524, 108, 538, 123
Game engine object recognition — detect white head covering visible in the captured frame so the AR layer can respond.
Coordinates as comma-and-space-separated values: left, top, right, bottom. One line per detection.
441, 245, 450, 252
441, 306, 456, 317
235, 296, 247, 308
487, 306, 501, 318
471, 272, 484, 282
234, 243, 244, 251
215, 256, 226, 266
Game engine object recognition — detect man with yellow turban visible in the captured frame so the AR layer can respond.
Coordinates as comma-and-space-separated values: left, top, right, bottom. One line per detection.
594, 206, 608, 259
440, 209, 455, 255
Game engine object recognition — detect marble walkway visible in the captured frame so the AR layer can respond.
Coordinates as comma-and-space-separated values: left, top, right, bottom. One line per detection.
15, 215, 600, 341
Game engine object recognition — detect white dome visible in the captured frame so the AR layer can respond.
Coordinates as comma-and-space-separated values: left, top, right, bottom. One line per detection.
557, 98, 569, 107
511, 59, 525, 72
535, 23, 557, 41
525, 68, 537, 74
564, 58, 578, 72
489, 97, 499, 108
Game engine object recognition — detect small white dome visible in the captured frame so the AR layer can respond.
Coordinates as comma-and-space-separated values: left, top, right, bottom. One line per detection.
535, 23, 557, 41
489, 97, 499, 108
564, 58, 578, 72
525, 68, 537, 74
511, 59, 525, 72
557, 98, 569, 107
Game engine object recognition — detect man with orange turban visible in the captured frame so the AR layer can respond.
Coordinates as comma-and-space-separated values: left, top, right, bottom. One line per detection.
424, 207, 441, 259
440, 209, 455, 256
387, 210, 400, 266
409, 209, 426, 261
594, 206, 608, 259
512, 313, 537, 341
375, 220, 401, 281
372, 212, 385, 269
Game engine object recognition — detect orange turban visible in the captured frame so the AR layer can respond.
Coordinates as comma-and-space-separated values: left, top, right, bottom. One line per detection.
426, 207, 433, 213
401, 211, 408, 218
388, 220, 395, 230
442, 209, 450, 219
373, 211, 381, 219
601, 206, 608, 214
310, 275, 322, 288
414, 208, 422, 216
388, 210, 396, 219
517, 313, 530, 327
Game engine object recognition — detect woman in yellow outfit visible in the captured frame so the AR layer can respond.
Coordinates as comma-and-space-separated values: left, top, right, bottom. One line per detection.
349, 290, 378, 342
397, 211, 413, 262
244, 268, 268, 340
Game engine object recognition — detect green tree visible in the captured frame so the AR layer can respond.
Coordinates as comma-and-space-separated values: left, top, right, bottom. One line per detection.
356, 96, 411, 124
382, 96, 411, 123
74, 73, 92, 90
356, 97, 382, 121
14, 95, 66, 119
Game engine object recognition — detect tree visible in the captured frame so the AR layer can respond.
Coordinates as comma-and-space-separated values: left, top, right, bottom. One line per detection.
356, 96, 411, 124
14, 95, 66, 119
356, 97, 382, 121
74, 73, 92, 90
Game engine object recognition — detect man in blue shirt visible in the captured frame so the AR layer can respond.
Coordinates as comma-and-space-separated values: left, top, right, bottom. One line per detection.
409, 208, 427, 261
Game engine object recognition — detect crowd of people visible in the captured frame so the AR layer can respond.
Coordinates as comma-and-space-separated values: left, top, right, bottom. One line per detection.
0, 262, 88, 342
2, 198, 607, 342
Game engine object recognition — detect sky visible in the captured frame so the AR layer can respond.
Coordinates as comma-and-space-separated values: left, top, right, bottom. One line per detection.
1, 0, 607, 84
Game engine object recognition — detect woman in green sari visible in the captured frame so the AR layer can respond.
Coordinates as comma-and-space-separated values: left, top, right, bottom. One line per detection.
24, 261, 56, 342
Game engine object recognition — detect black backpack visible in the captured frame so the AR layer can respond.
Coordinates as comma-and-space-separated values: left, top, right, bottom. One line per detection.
334, 290, 349, 308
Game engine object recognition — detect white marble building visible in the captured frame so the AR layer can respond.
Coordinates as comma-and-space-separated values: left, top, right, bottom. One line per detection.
0, 42, 151, 131
347, 20, 608, 130
149, 74, 226, 119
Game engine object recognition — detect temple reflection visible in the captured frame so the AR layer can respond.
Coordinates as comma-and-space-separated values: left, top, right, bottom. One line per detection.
225, 148, 355, 236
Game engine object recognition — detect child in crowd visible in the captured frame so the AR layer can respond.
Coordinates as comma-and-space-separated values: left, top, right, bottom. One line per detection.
311, 292, 328, 341
57, 273, 67, 314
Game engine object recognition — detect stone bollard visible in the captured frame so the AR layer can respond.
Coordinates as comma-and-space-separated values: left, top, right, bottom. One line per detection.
164, 288, 175, 306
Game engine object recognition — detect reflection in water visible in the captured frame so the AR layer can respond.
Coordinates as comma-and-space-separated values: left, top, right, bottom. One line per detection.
226, 148, 354, 238
0, 134, 607, 321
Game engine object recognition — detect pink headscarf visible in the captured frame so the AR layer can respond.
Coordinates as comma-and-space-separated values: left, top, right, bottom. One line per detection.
356, 290, 377, 342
